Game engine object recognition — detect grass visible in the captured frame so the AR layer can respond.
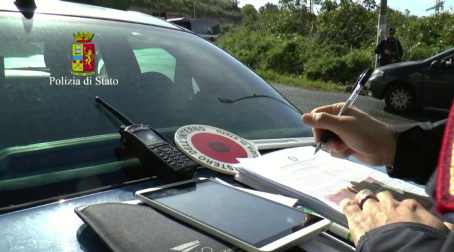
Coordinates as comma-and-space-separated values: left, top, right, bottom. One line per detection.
254, 69, 346, 92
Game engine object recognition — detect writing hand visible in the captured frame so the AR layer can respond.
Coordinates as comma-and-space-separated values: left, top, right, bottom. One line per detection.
302, 103, 396, 166
340, 189, 450, 245
385, 49, 391, 55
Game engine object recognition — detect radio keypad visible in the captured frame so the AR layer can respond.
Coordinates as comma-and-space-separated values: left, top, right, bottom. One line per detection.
152, 143, 195, 167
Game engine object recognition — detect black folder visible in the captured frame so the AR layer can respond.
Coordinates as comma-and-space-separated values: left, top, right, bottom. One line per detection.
75, 202, 243, 252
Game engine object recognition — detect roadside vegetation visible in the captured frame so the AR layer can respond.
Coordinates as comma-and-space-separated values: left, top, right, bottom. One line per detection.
216, 0, 454, 91
71, 0, 454, 91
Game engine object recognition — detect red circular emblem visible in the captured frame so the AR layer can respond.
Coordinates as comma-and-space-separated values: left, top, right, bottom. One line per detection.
192, 133, 248, 163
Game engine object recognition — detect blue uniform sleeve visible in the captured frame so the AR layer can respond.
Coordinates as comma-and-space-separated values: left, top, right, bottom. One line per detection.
387, 120, 447, 184
356, 222, 448, 252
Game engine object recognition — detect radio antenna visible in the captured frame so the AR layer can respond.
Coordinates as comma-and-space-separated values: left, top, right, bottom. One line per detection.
95, 96, 134, 126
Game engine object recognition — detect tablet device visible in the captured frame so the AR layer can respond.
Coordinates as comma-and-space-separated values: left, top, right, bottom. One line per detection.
135, 178, 330, 252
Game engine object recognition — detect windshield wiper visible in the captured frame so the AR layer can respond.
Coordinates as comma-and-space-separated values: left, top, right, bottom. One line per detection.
218, 94, 300, 113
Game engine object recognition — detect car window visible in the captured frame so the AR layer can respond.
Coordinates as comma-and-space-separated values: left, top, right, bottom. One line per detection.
0, 12, 309, 210
2, 42, 48, 78
442, 54, 453, 63
171, 21, 191, 30
192, 21, 220, 35
131, 46, 176, 81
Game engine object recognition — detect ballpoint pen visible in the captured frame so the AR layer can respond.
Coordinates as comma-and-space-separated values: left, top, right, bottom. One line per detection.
314, 67, 373, 155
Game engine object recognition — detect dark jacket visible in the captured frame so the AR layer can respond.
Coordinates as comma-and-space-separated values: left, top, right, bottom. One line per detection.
356, 119, 454, 251
374, 38, 404, 66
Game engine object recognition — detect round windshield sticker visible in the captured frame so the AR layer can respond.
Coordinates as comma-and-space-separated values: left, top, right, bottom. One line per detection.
174, 125, 260, 175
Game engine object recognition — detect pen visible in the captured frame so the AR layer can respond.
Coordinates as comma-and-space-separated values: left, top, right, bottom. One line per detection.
314, 68, 373, 155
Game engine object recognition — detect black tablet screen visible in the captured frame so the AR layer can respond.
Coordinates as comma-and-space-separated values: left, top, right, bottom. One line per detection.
141, 180, 320, 247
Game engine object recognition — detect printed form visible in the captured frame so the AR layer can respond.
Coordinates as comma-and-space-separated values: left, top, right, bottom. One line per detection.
236, 146, 427, 213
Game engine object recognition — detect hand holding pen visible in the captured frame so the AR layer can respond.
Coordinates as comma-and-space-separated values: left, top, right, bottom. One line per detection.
301, 68, 397, 166
314, 68, 372, 155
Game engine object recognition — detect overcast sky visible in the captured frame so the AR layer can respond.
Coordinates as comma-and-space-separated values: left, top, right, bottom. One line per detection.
238, 0, 454, 16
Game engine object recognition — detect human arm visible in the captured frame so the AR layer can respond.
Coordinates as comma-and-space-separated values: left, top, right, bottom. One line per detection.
302, 103, 396, 166
387, 120, 446, 184
301, 103, 446, 184
374, 40, 385, 54
303, 104, 452, 251
357, 223, 449, 252
340, 189, 450, 251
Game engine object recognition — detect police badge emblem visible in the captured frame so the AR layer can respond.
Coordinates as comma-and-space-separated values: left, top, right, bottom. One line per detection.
71, 31, 95, 76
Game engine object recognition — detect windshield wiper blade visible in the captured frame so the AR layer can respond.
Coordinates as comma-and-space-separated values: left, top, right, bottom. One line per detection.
218, 94, 299, 113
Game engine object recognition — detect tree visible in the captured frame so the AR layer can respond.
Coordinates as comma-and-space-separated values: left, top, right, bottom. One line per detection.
259, 2, 279, 13
241, 4, 259, 21
361, 0, 377, 10
279, 0, 305, 11
241, 4, 257, 16
317, 0, 376, 48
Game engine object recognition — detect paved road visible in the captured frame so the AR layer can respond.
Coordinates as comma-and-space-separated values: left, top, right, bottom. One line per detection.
271, 83, 449, 125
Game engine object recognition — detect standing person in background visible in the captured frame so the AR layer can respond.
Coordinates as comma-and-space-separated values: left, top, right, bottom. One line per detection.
375, 27, 404, 67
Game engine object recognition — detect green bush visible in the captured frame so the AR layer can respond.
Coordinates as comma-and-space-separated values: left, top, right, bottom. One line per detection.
220, 23, 235, 34
215, 1, 454, 90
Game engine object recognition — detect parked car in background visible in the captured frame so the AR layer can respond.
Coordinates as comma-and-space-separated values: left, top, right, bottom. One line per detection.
150, 12, 221, 41
367, 47, 454, 112
169, 18, 221, 41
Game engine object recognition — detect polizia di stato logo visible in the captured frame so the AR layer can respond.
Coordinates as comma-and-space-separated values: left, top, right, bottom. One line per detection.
71, 31, 95, 76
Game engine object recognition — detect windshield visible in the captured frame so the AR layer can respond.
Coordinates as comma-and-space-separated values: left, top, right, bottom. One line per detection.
0, 12, 311, 209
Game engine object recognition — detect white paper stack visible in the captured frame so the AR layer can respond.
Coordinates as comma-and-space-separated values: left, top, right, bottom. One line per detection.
234, 146, 428, 227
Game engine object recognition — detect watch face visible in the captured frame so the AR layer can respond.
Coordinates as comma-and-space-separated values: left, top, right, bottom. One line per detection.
134, 130, 164, 145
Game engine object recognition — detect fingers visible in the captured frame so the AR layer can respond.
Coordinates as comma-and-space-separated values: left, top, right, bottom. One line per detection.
329, 148, 355, 159
311, 127, 324, 143
444, 222, 453, 230
311, 103, 345, 115
302, 112, 351, 135
401, 198, 422, 211
375, 190, 393, 201
302, 104, 362, 138
302, 112, 338, 128
355, 189, 379, 211
340, 198, 363, 246
375, 190, 400, 209
340, 198, 361, 216
325, 138, 350, 153
311, 128, 349, 152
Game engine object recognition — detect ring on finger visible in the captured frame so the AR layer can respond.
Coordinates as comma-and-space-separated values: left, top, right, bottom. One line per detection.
358, 193, 379, 210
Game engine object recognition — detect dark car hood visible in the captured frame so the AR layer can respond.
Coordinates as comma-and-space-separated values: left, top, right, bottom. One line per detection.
378, 61, 419, 71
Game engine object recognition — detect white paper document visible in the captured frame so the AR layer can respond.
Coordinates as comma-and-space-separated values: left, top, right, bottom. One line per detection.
234, 146, 428, 226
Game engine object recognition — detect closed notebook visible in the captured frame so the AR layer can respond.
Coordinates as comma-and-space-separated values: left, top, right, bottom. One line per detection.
74, 202, 244, 252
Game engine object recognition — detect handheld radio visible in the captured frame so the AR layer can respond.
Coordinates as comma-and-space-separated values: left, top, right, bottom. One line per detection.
95, 96, 197, 183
